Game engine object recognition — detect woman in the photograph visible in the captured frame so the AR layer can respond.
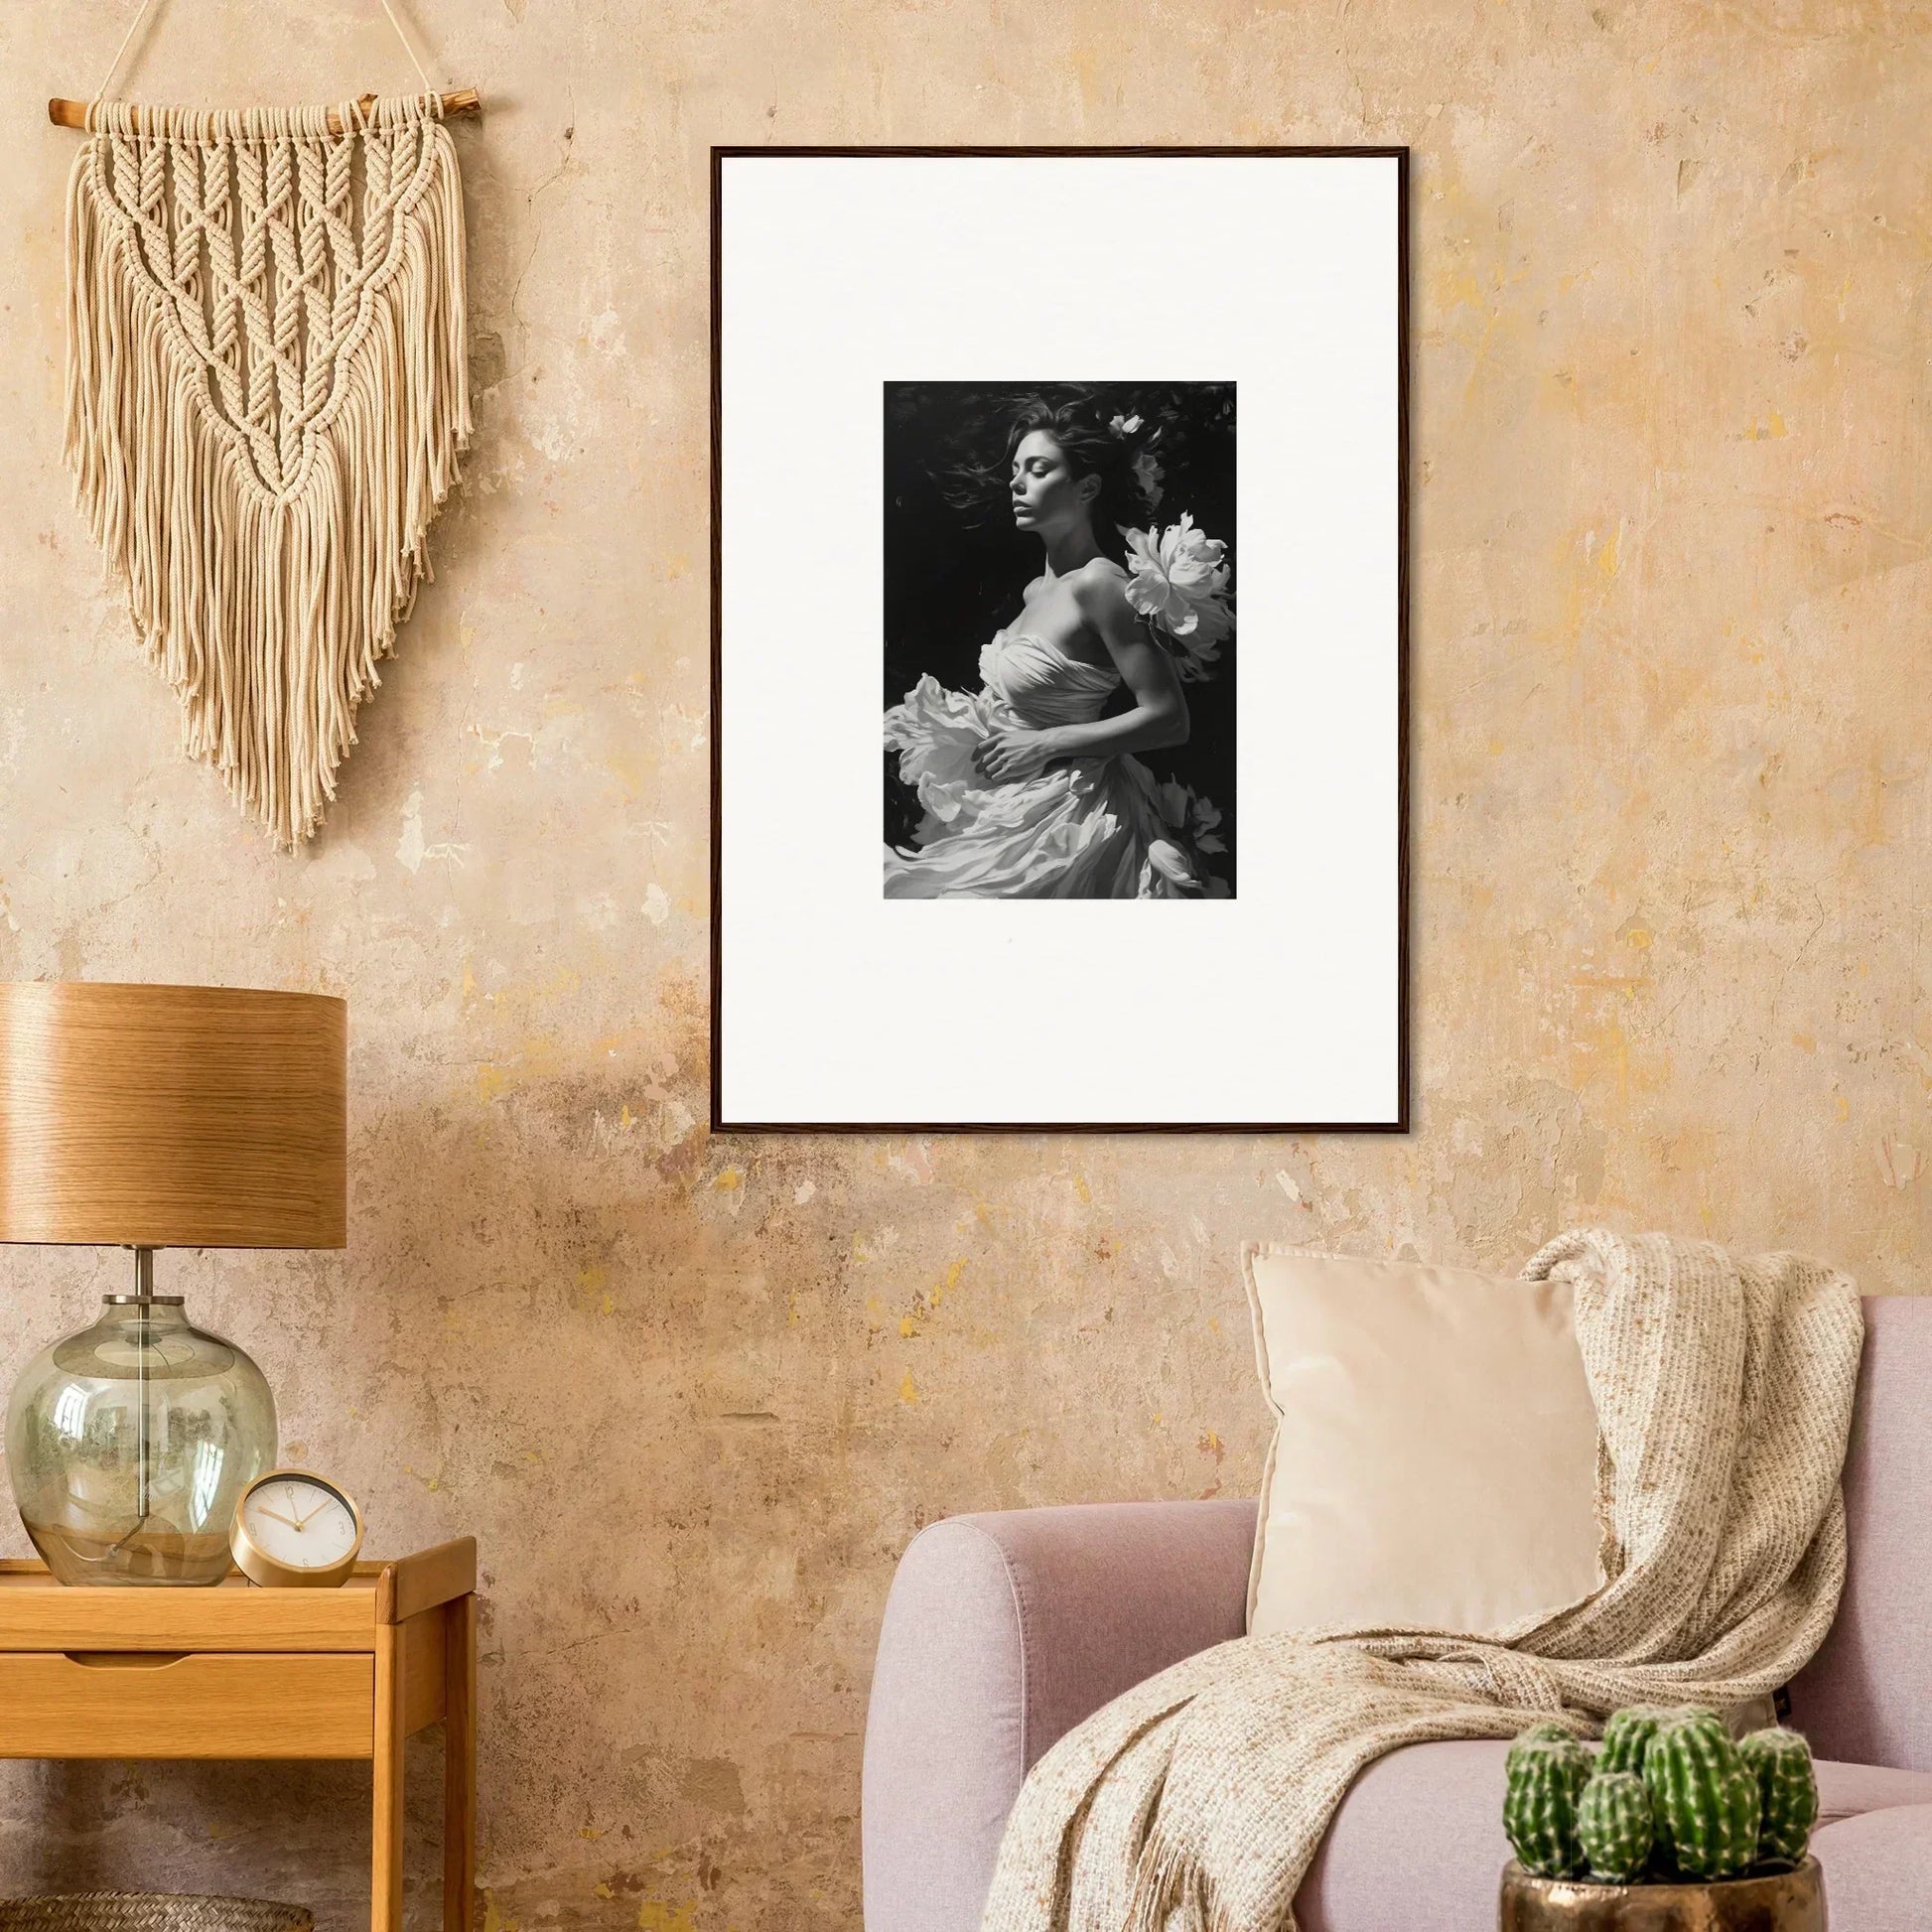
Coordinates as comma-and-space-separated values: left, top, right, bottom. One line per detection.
884, 397, 1230, 898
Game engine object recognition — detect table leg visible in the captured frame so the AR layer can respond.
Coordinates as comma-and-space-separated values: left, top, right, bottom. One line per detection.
443, 1595, 478, 1932
373, 1619, 406, 1932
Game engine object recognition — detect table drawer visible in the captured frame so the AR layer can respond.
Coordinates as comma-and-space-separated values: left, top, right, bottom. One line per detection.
0, 1651, 373, 1758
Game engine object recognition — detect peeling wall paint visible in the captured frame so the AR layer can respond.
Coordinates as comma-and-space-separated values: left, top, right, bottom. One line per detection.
1, 2, 1929, 1928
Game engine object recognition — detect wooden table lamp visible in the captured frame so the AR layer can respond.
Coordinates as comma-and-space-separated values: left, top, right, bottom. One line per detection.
0, 983, 346, 1585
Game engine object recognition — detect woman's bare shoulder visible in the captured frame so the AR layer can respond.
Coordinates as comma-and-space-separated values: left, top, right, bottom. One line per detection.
1069, 556, 1134, 619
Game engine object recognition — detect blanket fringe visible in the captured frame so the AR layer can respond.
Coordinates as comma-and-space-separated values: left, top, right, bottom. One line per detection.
1125, 1831, 1226, 1932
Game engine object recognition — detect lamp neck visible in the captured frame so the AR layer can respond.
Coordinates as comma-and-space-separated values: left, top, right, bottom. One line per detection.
109, 1249, 187, 1324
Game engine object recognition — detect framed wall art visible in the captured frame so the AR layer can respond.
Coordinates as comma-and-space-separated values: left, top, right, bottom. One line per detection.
711, 147, 1408, 1133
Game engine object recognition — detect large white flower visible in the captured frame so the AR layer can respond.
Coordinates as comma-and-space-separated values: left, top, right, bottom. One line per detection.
1121, 513, 1233, 680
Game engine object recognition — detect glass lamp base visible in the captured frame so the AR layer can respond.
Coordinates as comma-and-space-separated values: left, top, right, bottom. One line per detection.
22, 1522, 240, 1587
5, 1283, 277, 1587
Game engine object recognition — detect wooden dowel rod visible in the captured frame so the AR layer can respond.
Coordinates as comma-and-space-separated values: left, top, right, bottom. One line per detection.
48, 86, 481, 132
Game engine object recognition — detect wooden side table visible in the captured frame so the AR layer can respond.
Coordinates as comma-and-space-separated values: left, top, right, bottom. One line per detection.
0, 1538, 478, 1932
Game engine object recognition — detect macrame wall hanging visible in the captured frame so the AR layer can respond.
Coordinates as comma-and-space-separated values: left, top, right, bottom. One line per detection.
55, 0, 480, 847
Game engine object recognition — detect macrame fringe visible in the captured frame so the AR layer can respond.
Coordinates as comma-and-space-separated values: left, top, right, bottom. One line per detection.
64, 97, 472, 847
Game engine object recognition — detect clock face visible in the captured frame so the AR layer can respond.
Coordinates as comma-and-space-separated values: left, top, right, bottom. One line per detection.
239, 1474, 359, 1572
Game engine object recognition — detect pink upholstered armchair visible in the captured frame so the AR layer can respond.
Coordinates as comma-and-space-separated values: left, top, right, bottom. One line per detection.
862, 1296, 1932, 1931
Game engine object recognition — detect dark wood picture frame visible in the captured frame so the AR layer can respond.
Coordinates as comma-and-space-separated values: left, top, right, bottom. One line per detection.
710, 145, 1410, 1136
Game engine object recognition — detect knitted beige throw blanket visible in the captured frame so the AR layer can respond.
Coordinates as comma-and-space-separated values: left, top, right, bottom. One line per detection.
65, 93, 471, 847
981, 1229, 1863, 1932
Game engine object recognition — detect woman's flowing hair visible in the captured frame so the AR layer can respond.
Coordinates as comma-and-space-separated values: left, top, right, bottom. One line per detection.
937, 386, 1152, 564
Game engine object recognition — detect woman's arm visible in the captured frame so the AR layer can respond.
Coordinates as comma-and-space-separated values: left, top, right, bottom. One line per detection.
973, 568, 1189, 783
1051, 569, 1190, 758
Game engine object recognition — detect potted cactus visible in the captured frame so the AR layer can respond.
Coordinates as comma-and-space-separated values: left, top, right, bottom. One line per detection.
1498, 1707, 1825, 1929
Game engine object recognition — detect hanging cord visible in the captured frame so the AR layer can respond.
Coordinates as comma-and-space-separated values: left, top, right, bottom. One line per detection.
375, 0, 438, 93
90, 0, 161, 108
91, 0, 438, 115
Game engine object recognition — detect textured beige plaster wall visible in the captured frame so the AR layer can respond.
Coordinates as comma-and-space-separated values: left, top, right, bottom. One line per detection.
0, 1, 1927, 1927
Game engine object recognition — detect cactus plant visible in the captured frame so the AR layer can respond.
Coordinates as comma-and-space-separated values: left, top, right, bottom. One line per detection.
1515, 1720, 1577, 1747
1739, 1726, 1819, 1864
1504, 1731, 1594, 1878
1501, 1706, 1820, 1889
1597, 1704, 1682, 1777
1642, 1709, 1762, 1879
1576, 1770, 1656, 1882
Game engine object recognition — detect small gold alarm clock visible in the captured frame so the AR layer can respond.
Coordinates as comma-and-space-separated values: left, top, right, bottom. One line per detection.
230, 1468, 364, 1587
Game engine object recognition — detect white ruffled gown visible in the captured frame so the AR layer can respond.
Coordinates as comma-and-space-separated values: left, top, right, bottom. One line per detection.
884, 626, 1209, 898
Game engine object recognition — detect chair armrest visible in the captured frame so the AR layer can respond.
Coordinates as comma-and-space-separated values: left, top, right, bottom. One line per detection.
861, 1498, 1256, 1932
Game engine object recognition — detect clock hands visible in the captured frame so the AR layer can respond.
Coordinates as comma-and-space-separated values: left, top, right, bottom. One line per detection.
262, 1484, 341, 1534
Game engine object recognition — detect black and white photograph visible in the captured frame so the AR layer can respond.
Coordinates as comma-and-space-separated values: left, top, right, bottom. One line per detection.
883, 381, 1235, 899
714, 148, 1405, 1130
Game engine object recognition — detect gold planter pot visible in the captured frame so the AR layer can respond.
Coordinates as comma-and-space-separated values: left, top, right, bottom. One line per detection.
1499, 1859, 1825, 1932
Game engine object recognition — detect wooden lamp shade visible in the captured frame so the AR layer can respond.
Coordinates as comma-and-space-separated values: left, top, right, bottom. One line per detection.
0, 983, 346, 1249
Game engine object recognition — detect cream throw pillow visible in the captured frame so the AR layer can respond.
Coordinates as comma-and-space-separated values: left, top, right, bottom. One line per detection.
1245, 1244, 1603, 1640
